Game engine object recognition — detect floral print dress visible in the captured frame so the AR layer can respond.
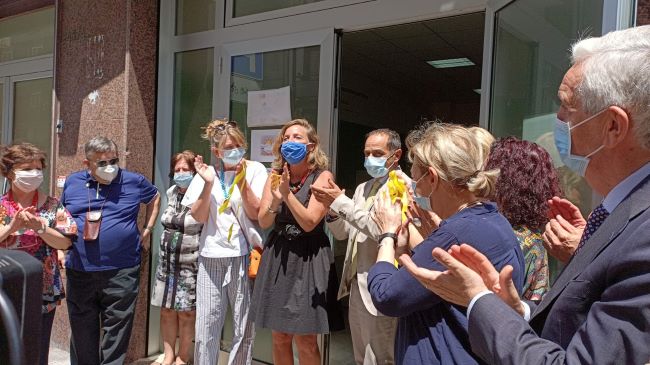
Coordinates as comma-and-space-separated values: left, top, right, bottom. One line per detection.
151, 185, 202, 311
0, 193, 77, 313
513, 225, 550, 301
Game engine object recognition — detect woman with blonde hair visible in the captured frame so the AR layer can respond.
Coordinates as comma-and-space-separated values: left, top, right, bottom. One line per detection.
251, 119, 343, 365
0, 142, 77, 365
183, 119, 268, 365
468, 125, 495, 167
368, 123, 524, 365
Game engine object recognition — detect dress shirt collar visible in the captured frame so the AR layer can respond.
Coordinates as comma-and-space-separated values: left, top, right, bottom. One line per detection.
602, 162, 650, 213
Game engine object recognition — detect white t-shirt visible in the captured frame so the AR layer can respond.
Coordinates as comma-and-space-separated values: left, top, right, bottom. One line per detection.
182, 160, 268, 258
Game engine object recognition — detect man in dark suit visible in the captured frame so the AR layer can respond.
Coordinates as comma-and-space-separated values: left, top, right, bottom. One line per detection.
398, 24, 650, 364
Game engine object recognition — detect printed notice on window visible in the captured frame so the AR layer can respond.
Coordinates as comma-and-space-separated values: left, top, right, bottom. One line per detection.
246, 86, 291, 127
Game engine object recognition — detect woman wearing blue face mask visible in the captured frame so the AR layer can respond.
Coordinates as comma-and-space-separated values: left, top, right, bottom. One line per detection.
252, 119, 344, 365
184, 119, 268, 365
367, 123, 525, 365
150, 150, 203, 365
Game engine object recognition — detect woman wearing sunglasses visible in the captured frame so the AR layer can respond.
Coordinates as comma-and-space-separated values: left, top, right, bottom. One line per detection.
183, 119, 268, 365
0, 142, 77, 365
251, 119, 344, 365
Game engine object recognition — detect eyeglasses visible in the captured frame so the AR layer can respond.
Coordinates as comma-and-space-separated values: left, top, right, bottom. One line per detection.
94, 158, 119, 167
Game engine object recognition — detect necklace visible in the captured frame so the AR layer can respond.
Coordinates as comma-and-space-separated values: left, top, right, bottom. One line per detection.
457, 200, 483, 213
6, 190, 39, 214
218, 162, 235, 199
289, 169, 312, 194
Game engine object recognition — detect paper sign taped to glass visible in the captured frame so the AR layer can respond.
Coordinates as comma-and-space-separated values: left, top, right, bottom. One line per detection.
246, 86, 292, 127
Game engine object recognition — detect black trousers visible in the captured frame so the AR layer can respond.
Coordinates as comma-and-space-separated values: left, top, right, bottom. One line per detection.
66, 265, 141, 365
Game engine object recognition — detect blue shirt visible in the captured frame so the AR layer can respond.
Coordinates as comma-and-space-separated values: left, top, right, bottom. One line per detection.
368, 202, 525, 365
602, 162, 650, 213
61, 169, 158, 271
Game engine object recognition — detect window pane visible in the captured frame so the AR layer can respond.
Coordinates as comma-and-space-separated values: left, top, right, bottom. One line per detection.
229, 46, 320, 163
0, 7, 55, 62
176, 0, 216, 35
13, 77, 53, 189
233, 0, 326, 18
489, 0, 603, 218
173, 48, 214, 159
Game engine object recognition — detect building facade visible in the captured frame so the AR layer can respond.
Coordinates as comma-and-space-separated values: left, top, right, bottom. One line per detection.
0, 0, 647, 363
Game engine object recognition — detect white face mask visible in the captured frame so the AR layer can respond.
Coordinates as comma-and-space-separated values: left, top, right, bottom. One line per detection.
96, 164, 119, 182
13, 169, 44, 192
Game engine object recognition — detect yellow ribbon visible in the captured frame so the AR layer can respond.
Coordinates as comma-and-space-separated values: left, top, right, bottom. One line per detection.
218, 163, 247, 214
387, 170, 409, 222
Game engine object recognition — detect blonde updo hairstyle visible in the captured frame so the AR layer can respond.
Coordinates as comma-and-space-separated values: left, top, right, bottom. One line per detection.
272, 119, 329, 171
202, 119, 248, 150
406, 122, 499, 199
468, 126, 495, 167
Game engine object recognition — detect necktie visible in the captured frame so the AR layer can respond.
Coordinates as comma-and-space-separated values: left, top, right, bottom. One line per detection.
345, 179, 382, 285
574, 203, 609, 255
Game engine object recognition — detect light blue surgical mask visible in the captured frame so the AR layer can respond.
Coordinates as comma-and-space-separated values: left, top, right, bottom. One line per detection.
364, 152, 395, 178
411, 171, 433, 212
221, 147, 245, 166
554, 109, 606, 177
173, 172, 193, 188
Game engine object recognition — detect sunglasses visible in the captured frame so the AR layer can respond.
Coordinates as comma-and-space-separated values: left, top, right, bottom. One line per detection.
94, 158, 119, 167
214, 121, 238, 132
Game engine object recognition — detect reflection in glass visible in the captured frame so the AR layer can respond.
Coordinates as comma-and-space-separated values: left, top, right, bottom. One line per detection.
490, 0, 603, 217
176, 0, 217, 35
229, 46, 320, 155
13, 77, 53, 189
0, 7, 54, 62
172, 48, 214, 160
489, 0, 605, 282
233, 0, 326, 18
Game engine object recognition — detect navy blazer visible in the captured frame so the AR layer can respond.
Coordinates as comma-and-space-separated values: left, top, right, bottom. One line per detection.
468, 176, 650, 364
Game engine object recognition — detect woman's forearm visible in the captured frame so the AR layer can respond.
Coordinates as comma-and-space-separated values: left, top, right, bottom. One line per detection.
0, 224, 17, 242
191, 182, 213, 223
39, 228, 72, 250
239, 181, 261, 221
283, 193, 323, 232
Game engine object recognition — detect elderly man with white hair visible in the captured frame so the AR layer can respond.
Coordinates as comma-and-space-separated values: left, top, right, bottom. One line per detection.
391, 25, 650, 365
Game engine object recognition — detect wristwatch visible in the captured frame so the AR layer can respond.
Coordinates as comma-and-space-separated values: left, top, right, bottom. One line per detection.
143, 225, 154, 232
377, 232, 398, 248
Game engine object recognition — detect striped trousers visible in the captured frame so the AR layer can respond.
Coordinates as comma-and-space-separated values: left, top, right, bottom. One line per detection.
194, 255, 255, 365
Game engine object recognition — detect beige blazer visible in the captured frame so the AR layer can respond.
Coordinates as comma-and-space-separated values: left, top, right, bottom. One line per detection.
328, 174, 406, 316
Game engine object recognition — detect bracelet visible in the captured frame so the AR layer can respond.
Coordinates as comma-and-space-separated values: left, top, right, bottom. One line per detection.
267, 205, 280, 214
377, 232, 398, 248
143, 226, 153, 231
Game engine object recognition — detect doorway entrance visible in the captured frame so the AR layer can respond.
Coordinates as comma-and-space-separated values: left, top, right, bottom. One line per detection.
331, 12, 485, 363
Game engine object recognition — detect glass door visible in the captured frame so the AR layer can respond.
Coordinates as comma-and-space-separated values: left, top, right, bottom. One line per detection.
216, 28, 337, 364
482, 0, 634, 215
481, 0, 634, 281
0, 72, 54, 193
